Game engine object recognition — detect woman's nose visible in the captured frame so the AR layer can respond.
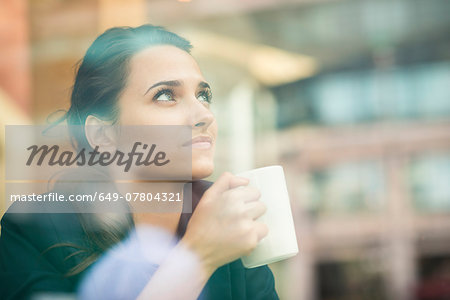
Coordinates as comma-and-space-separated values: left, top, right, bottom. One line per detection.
190, 100, 215, 129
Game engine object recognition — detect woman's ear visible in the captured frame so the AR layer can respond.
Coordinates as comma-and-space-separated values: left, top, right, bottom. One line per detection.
85, 115, 117, 151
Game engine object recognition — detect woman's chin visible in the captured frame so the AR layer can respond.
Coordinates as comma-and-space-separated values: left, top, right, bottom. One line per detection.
191, 162, 214, 180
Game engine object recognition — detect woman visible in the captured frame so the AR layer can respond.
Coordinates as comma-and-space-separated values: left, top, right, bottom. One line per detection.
0, 25, 279, 299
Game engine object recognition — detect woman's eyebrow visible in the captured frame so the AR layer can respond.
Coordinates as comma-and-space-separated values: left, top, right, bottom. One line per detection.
144, 80, 182, 95
198, 82, 211, 90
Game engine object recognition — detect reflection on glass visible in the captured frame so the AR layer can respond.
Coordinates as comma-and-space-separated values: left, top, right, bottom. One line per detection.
305, 161, 385, 215
409, 154, 450, 213
317, 258, 388, 300
274, 62, 450, 127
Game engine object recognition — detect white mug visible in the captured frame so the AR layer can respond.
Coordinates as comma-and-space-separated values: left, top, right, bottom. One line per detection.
237, 165, 298, 268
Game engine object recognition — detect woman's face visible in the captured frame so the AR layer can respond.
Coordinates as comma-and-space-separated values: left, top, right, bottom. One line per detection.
117, 45, 217, 180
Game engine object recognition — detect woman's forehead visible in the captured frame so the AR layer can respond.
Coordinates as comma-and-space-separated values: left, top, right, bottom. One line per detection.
128, 45, 203, 84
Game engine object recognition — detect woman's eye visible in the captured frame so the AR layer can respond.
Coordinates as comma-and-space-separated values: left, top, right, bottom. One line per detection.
154, 89, 175, 102
197, 90, 212, 103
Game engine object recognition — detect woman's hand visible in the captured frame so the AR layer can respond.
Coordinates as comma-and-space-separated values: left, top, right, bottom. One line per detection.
181, 172, 269, 276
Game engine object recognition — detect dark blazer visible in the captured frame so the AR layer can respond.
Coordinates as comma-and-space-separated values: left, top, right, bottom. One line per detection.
0, 180, 279, 300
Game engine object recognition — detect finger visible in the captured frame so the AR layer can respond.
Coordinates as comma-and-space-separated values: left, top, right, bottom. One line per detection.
241, 187, 261, 203
229, 175, 249, 189
206, 172, 248, 195
225, 186, 260, 203
254, 222, 269, 242
244, 201, 267, 220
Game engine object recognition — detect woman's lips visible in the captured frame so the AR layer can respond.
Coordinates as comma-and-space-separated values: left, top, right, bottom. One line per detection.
192, 142, 212, 149
182, 136, 213, 149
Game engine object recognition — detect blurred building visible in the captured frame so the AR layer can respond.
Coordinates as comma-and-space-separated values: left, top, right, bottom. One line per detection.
1, 0, 449, 299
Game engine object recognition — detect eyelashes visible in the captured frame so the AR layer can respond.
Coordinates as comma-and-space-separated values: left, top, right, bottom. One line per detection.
152, 87, 213, 104
153, 88, 175, 102
198, 89, 213, 103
